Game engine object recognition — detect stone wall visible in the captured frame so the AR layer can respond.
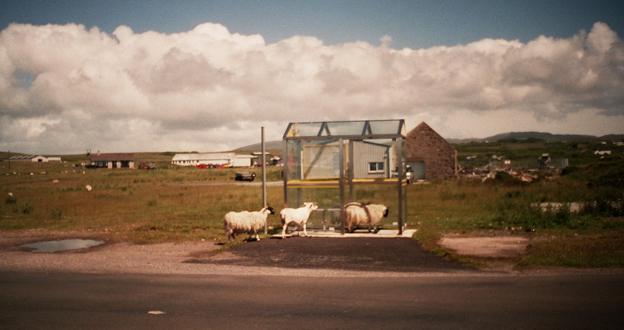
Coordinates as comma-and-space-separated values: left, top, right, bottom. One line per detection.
405, 122, 457, 180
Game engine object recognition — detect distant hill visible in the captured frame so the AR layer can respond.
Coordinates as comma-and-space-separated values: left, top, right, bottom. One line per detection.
234, 140, 283, 155
234, 131, 624, 153
449, 131, 624, 144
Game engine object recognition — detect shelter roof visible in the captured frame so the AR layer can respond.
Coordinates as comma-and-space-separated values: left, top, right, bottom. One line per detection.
283, 119, 405, 140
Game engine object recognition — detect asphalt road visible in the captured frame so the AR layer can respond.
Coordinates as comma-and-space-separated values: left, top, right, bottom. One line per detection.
192, 237, 470, 272
1, 271, 623, 329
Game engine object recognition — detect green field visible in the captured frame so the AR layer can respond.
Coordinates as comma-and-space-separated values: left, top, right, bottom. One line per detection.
1, 142, 623, 268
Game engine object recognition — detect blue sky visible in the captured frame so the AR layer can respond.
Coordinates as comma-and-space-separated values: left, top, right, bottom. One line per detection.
1, 0, 622, 48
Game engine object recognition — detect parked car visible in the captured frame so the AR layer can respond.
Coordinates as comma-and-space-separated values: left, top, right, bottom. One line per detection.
139, 162, 157, 170
234, 172, 256, 181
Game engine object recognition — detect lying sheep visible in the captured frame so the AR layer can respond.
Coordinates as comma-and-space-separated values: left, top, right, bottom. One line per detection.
224, 206, 275, 241
280, 202, 319, 238
344, 202, 389, 233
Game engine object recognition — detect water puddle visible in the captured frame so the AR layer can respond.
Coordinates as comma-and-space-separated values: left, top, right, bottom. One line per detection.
20, 239, 105, 252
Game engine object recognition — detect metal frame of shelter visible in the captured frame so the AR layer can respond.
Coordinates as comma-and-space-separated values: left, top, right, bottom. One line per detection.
282, 119, 408, 234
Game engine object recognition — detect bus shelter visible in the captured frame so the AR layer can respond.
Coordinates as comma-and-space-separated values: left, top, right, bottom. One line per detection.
282, 119, 408, 234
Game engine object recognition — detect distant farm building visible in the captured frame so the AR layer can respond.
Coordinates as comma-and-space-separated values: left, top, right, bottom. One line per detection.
8, 155, 62, 162
89, 153, 135, 169
171, 153, 255, 167
294, 139, 397, 180
405, 122, 458, 180
251, 152, 282, 166
594, 150, 612, 156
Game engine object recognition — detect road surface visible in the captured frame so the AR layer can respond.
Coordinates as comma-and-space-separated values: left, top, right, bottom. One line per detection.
1, 271, 622, 329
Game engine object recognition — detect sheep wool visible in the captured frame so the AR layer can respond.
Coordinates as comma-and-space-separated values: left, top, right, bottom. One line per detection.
344, 203, 389, 232
224, 206, 274, 241
280, 202, 318, 238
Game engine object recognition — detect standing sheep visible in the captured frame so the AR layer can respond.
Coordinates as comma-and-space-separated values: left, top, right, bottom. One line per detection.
224, 206, 275, 241
280, 202, 319, 238
344, 202, 389, 233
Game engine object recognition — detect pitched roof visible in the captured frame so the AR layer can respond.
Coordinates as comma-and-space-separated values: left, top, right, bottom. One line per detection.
405, 122, 456, 157
172, 153, 235, 161
9, 155, 36, 160
407, 122, 452, 146
89, 153, 135, 161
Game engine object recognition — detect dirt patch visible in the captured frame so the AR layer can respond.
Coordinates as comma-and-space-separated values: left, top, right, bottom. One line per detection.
438, 236, 529, 258
187, 237, 471, 272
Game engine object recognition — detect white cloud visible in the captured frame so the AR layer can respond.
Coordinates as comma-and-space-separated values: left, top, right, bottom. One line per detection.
0, 21, 623, 154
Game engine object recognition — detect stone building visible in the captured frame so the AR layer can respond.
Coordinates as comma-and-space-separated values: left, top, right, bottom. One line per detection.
405, 122, 457, 180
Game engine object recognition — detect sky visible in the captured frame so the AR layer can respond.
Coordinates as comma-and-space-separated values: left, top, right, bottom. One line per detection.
0, 0, 623, 154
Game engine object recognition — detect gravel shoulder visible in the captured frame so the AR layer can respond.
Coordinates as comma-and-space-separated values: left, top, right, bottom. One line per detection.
1, 230, 622, 278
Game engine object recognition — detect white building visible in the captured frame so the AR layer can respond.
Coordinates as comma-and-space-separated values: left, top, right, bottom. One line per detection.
7, 155, 62, 162
171, 153, 255, 167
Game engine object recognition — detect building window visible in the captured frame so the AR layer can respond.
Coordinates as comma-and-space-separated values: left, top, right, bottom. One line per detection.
368, 162, 384, 173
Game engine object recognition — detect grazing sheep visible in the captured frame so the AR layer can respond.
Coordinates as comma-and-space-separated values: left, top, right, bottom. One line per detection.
6, 192, 16, 204
224, 206, 275, 241
280, 202, 319, 238
344, 202, 389, 233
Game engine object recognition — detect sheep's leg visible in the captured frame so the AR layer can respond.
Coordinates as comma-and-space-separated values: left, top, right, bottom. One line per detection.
281, 222, 288, 239
254, 228, 260, 241
226, 229, 233, 241
303, 221, 308, 237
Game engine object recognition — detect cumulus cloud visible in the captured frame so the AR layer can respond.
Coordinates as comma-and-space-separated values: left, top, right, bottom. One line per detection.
0, 21, 623, 153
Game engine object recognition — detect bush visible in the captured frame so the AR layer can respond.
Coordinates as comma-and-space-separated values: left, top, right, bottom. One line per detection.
489, 198, 587, 231
20, 202, 33, 214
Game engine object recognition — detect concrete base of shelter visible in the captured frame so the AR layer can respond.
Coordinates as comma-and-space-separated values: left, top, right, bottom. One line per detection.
271, 229, 417, 239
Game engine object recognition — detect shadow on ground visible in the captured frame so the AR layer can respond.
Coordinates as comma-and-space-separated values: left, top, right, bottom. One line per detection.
186, 237, 472, 272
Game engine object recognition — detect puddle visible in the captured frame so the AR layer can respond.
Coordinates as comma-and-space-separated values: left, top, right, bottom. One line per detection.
20, 239, 105, 252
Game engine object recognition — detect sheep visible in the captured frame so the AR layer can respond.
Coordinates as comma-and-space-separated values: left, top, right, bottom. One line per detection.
280, 202, 319, 238
344, 202, 389, 233
224, 206, 275, 241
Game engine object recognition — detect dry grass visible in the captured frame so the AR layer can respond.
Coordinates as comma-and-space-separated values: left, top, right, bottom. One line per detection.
2, 159, 623, 268
0, 162, 283, 243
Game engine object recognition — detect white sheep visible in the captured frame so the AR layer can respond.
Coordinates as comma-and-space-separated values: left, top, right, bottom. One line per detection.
280, 202, 319, 238
344, 202, 389, 233
224, 206, 275, 241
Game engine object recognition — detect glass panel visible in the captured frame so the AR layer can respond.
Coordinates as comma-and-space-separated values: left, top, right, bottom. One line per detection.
326, 121, 365, 136
285, 140, 302, 179
300, 140, 340, 179
369, 120, 401, 135
286, 122, 322, 137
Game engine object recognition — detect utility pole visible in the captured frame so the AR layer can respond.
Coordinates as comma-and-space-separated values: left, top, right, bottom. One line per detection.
261, 126, 267, 234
